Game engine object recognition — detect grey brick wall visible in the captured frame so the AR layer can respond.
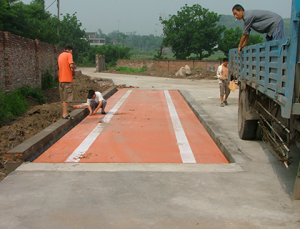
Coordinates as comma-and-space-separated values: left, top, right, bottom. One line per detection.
0, 31, 64, 92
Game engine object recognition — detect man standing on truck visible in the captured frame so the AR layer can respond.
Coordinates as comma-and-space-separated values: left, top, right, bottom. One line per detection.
232, 4, 286, 55
217, 58, 230, 107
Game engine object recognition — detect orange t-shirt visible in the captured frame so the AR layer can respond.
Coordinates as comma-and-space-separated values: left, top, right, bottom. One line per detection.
58, 51, 74, 82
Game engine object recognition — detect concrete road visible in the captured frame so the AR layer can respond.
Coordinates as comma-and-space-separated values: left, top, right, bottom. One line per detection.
0, 67, 299, 229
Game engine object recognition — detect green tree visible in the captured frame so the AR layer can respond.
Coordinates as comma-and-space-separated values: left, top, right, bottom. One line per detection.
58, 13, 90, 61
218, 27, 263, 57
17, 1, 58, 44
160, 4, 225, 60
153, 44, 166, 60
96, 29, 104, 38
0, 0, 58, 44
0, 1, 90, 62
77, 44, 132, 67
104, 35, 113, 45
0, 0, 18, 32
108, 30, 128, 47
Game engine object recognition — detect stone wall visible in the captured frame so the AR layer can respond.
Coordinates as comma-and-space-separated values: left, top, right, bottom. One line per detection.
116, 59, 221, 72
0, 31, 64, 92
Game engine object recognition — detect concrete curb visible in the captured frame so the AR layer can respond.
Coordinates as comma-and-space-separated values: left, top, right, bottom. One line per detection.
5, 86, 118, 174
179, 90, 249, 165
18, 162, 244, 173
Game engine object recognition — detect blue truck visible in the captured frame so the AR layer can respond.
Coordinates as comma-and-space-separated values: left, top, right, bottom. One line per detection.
229, 0, 300, 199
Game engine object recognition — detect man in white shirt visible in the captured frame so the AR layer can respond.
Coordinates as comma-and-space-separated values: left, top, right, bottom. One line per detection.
87, 90, 107, 115
217, 58, 230, 107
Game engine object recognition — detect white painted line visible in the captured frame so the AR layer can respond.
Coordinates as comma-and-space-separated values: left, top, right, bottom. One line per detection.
164, 90, 196, 163
65, 90, 132, 162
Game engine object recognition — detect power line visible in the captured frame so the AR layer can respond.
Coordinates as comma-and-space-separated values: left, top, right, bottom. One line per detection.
45, 0, 56, 10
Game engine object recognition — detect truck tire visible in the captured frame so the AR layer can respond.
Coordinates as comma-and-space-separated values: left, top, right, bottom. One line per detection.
238, 90, 258, 140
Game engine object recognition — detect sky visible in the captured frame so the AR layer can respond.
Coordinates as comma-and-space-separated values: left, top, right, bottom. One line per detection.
20, 0, 293, 36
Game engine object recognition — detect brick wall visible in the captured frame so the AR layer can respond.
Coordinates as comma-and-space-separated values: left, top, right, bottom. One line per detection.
0, 31, 64, 92
0, 33, 5, 91
116, 59, 221, 72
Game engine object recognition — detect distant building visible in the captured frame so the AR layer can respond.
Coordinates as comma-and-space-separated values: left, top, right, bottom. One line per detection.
86, 32, 114, 46
86, 32, 97, 38
89, 38, 106, 46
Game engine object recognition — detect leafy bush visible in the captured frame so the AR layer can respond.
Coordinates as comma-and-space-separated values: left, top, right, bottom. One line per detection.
17, 86, 46, 104
42, 69, 57, 90
107, 61, 117, 69
78, 45, 133, 67
218, 27, 263, 57
115, 66, 147, 74
0, 90, 28, 126
0, 86, 47, 126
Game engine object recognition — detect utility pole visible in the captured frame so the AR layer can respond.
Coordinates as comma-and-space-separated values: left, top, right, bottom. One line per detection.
57, 0, 60, 34
118, 20, 120, 42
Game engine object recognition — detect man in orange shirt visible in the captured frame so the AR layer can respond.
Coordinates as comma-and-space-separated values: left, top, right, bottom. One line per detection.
58, 46, 77, 119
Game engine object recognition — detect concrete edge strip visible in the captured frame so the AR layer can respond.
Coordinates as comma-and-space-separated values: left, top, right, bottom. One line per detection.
17, 162, 244, 173
5, 86, 118, 173
179, 90, 249, 165
164, 90, 196, 163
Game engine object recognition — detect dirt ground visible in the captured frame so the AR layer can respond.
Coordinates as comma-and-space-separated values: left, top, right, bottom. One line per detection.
107, 67, 217, 80
0, 68, 216, 182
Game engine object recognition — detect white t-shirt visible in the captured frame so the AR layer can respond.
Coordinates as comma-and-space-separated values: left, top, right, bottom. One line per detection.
87, 91, 104, 105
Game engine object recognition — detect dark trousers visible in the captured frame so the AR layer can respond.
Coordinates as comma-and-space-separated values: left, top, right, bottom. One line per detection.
90, 99, 107, 113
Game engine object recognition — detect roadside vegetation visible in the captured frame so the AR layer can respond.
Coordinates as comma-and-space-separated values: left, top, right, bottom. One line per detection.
115, 66, 148, 74
0, 87, 43, 126
41, 69, 58, 90
0, 70, 57, 127
190, 67, 202, 71
0, 89, 27, 125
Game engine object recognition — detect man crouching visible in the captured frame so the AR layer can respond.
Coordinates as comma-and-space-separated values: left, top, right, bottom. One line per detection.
87, 90, 107, 115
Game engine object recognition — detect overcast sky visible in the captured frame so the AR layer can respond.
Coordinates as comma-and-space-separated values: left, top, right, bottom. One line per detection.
21, 0, 293, 35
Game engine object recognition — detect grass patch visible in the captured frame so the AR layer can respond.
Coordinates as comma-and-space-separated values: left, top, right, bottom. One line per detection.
191, 67, 202, 71
17, 86, 46, 104
115, 66, 148, 74
77, 62, 95, 67
42, 69, 58, 90
130, 50, 175, 61
0, 86, 46, 127
0, 90, 27, 126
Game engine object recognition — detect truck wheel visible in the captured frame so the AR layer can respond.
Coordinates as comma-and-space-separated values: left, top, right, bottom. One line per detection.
238, 90, 258, 140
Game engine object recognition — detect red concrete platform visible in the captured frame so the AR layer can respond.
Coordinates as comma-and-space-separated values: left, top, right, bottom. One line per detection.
34, 90, 228, 164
